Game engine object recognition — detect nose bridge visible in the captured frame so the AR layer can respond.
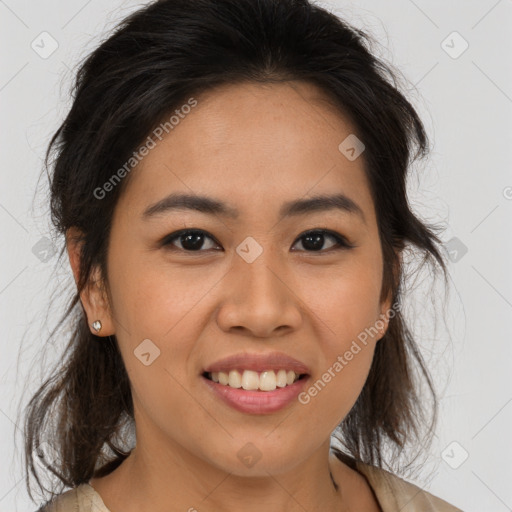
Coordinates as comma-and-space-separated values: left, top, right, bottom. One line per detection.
216, 235, 302, 336
235, 235, 286, 304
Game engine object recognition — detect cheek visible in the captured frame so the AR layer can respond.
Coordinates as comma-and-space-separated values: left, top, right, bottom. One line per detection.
298, 285, 379, 431
306, 253, 383, 345
107, 255, 203, 434
104, 248, 196, 408
296, 255, 382, 420
107, 247, 211, 339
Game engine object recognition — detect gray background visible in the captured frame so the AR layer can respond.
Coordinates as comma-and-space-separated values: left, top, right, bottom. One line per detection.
1, 0, 511, 510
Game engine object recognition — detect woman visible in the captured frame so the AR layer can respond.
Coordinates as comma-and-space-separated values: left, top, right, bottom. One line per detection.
24, 0, 463, 510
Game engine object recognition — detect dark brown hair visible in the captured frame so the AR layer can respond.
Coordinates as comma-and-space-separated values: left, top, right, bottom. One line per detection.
20, 0, 449, 505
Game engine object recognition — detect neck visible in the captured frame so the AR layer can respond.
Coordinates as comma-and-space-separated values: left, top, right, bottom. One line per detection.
96, 432, 349, 512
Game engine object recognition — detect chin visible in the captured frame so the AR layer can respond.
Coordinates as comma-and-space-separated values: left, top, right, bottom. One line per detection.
203, 443, 308, 477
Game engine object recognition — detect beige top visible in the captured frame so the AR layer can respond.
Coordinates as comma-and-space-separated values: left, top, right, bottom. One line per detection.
39, 460, 463, 512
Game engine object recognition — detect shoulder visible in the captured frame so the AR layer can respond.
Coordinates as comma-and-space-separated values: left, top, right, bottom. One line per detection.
354, 460, 464, 512
35, 484, 111, 512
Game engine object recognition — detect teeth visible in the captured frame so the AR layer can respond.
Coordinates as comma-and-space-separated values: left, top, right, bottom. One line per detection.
276, 369, 287, 387
259, 371, 276, 391
228, 370, 242, 388
209, 369, 302, 391
242, 370, 260, 390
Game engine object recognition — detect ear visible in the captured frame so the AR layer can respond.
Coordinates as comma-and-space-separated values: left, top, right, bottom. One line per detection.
66, 227, 115, 336
377, 249, 402, 338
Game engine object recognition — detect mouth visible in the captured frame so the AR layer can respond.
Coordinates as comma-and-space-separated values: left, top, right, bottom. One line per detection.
202, 369, 309, 392
201, 370, 311, 414
200, 352, 311, 413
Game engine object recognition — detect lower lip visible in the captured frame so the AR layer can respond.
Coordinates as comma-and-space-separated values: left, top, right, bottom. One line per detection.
201, 375, 310, 414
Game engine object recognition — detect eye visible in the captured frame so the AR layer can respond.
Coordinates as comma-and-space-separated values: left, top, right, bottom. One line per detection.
160, 229, 220, 252
160, 228, 354, 253
291, 229, 355, 253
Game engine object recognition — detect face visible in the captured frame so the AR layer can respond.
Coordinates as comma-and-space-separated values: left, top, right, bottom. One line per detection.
78, 81, 392, 477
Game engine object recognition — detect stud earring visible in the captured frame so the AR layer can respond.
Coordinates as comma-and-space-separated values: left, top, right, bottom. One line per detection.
92, 320, 102, 333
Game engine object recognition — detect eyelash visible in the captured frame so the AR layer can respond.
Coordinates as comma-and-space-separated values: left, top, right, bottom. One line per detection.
160, 228, 355, 254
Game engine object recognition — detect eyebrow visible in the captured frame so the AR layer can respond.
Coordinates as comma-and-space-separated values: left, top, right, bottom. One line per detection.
142, 192, 366, 224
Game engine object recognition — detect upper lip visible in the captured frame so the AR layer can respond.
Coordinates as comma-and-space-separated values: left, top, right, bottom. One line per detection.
203, 351, 310, 375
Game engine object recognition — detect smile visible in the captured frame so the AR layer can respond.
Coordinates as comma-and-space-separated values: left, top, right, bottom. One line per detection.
204, 369, 306, 391
202, 372, 310, 414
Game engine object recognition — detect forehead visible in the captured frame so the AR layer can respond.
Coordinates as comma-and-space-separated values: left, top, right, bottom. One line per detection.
119, 80, 376, 225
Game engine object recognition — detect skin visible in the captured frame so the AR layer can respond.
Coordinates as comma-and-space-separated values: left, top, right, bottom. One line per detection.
68, 80, 394, 512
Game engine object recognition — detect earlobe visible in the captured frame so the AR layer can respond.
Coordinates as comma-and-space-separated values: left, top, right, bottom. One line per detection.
65, 227, 115, 337
84, 266, 116, 336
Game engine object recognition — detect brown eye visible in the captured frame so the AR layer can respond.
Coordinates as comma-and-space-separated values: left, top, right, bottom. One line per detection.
161, 229, 220, 252
291, 230, 354, 253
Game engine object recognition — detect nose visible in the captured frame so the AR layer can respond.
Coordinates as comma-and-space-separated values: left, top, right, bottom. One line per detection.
216, 248, 303, 338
